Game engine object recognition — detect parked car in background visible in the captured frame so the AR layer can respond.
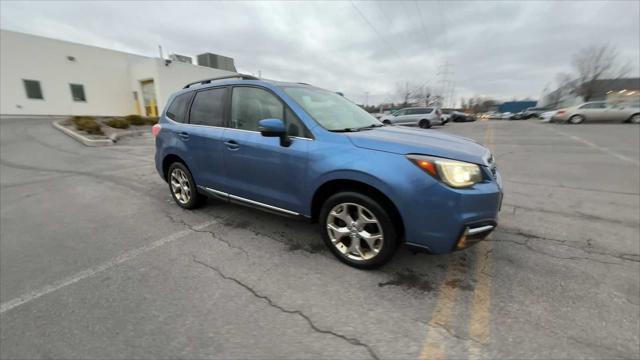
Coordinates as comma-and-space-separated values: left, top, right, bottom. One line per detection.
539, 110, 557, 122
508, 112, 526, 120
441, 110, 451, 124
451, 111, 476, 122
552, 101, 640, 124
522, 107, 549, 119
380, 107, 444, 128
155, 75, 502, 268
500, 112, 513, 120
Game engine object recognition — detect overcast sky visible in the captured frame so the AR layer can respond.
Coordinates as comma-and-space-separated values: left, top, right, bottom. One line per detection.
1, 0, 639, 106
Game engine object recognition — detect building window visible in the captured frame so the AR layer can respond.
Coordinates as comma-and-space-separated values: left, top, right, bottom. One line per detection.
70, 84, 86, 102
23, 79, 43, 100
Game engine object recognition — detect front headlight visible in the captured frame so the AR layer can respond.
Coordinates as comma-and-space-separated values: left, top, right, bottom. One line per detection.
407, 154, 483, 188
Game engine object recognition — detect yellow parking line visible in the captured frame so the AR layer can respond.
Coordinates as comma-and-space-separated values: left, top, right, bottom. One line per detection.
419, 123, 495, 360
468, 123, 495, 358
420, 261, 466, 360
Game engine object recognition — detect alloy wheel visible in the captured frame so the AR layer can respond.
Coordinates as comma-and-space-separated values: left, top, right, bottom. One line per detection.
326, 202, 384, 261
631, 114, 640, 124
170, 168, 191, 205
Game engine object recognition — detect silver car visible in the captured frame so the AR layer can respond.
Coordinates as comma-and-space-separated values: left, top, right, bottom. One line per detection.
380, 107, 444, 128
553, 101, 640, 124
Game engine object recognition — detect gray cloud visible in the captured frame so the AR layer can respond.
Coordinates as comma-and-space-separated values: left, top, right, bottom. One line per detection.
1, 0, 638, 105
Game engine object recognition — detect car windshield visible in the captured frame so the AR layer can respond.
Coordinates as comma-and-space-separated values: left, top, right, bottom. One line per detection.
282, 86, 381, 131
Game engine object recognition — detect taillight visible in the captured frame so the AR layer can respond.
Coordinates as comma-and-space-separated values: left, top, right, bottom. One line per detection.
152, 124, 162, 137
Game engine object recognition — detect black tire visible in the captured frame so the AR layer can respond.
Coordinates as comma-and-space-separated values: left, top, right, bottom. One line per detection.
568, 115, 584, 124
319, 191, 398, 269
382, 120, 391, 125
167, 162, 203, 209
629, 113, 640, 124
419, 119, 431, 129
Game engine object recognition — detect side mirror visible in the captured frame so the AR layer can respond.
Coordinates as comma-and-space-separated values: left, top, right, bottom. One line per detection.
258, 118, 291, 147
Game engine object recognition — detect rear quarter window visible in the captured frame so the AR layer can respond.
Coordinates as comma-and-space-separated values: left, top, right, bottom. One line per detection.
166, 92, 192, 123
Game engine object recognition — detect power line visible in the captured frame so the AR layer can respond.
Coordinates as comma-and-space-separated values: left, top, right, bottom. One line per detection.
414, 1, 433, 49
350, 1, 398, 55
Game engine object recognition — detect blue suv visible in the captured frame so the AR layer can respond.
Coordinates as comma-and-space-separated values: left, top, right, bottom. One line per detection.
154, 75, 502, 268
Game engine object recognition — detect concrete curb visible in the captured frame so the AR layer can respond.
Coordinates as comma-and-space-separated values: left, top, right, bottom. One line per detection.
110, 129, 149, 143
52, 120, 114, 147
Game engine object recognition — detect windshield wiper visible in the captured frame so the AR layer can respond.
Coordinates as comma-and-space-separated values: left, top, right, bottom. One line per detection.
329, 124, 384, 132
354, 124, 384, 130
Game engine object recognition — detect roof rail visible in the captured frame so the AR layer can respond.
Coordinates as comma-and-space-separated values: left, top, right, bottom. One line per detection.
183, 74, 259, 89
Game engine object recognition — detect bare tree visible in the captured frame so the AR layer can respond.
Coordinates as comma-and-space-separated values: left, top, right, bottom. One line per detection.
395, 82, 413, 107
410, 84, 432, 106
569, 44, 631, 101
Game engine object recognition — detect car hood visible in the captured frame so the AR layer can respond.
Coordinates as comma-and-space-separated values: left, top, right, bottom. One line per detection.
346, 126, 490, 165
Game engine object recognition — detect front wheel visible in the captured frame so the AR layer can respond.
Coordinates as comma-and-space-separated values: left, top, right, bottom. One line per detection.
320, 192, 398, 269
629, 114, 640, 124
419, 119, 431, 128
568, 115, 585, 124
168, 162, 203, 209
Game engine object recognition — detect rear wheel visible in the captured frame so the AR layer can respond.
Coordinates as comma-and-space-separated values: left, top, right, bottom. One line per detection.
568, 115, 585, 124
630, 114, 640, 124
320, 192, 398, 269
419, 119, 431, 128
383, 120, 391, 125
168, 162, 202, 209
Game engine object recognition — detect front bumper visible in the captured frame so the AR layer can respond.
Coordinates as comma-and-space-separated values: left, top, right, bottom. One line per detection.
401, 172, 503, 254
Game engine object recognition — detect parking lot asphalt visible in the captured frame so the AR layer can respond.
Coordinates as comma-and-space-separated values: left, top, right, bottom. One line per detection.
1, 117, 638, 359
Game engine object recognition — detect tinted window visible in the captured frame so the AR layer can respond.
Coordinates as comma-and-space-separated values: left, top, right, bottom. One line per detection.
70, 84, 86, 102
166, 92, 192, 123
406, 109, 420, 115
23, 79, 43, 100
189, 88, 227, 126
231, 87, 283, 131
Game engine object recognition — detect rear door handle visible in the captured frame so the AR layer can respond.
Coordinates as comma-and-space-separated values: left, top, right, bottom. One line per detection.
177, 131, 190, 140
224, 140, 239, 150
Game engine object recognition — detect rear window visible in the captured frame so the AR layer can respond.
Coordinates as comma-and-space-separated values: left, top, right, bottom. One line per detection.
166, 92, 192, 123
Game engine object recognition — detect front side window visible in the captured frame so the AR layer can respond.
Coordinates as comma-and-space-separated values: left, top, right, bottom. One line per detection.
70, 84, 86, 102
166, 92, 192, 123
189, 87, 227, 127
231, 87, 284, 131
23, 79, 43, 100
283, 87, 380, 131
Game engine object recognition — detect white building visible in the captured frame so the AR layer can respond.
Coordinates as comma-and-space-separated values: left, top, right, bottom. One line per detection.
0, 30, 238, 117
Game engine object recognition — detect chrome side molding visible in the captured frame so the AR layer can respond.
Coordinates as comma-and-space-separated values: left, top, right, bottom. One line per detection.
197, 185, 301, 217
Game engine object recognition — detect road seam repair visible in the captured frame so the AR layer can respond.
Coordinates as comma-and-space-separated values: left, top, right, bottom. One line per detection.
192, 256, 380, 360
0, 219, 219, 314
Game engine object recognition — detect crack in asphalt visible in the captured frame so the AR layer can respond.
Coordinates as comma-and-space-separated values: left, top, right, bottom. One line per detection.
192, 256, 380, 360
165, 213, 249, 257
491, 228, 639, 266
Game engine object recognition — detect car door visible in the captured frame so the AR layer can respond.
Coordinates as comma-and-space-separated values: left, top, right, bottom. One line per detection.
604, 103, 628, 122
184, 86, 229, 190
581, 102, 607, 121
392, 109, 409, 124
221, 86, 311, 214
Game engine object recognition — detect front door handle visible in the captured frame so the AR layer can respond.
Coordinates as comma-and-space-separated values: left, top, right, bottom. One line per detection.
177, 131, 190, 141
224, 140, 239, 150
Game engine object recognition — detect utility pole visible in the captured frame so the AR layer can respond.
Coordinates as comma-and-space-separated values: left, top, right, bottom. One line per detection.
365, 92, 369, 106
158, 45, 164, 59
436, 61, 454, 108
